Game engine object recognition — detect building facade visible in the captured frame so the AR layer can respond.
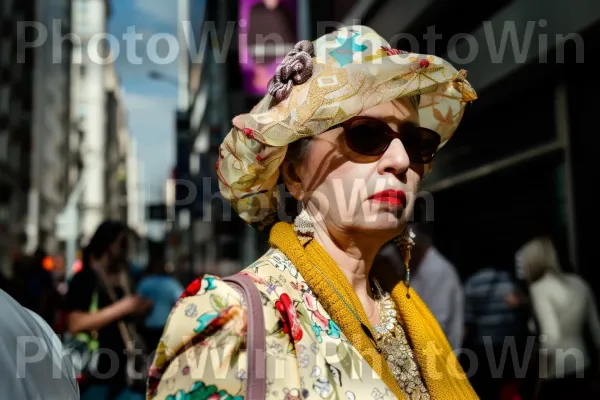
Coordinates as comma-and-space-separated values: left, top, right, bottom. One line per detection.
126, 136, 146, 238
104, 63, 128, 223
70, 0, 110, 243
0, 0, 37, 274
177, 0, 313, 276
0, 0, 73, 270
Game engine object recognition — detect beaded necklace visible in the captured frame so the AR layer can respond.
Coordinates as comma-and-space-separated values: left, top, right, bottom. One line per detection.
311, 258, 430, 398
372, 279, 431, 399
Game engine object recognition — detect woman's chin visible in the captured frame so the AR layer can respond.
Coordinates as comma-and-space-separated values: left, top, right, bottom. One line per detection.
353, 213, 406, 236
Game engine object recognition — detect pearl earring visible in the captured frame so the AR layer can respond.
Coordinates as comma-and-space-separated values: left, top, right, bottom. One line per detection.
293, 206, 314, 245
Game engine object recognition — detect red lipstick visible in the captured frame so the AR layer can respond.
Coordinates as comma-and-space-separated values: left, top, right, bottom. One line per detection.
368, 190, 406, 207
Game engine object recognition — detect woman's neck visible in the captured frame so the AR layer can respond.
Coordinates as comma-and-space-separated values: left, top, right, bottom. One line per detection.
312, 221, 388, 325
91, 257, 119, 279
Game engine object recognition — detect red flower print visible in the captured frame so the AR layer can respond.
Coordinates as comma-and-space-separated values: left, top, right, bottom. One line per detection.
239, 270, 266, 285
179, 275, 217, 301
181, 278, 201, 299
303, 292, 328, 329
284, 388, 302, 400
275, 293, 303, 342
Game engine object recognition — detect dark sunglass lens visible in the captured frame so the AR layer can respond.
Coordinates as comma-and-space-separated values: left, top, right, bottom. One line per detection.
345, 120, 390, 155
419, 129, 441, 162
402, 126, 440, 163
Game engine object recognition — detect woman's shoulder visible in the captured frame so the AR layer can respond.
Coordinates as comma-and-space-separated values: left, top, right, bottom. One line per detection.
159, 248, 294, 341
65, 268, 96, 295
69, 267, 94, 282
242, 247, 300, 281
162, 275, 243, 330
563, 273, 594, 294
148, 248, 298, 392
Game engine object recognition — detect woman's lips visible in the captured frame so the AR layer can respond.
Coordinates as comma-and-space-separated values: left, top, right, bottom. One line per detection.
368, 190, 407, 207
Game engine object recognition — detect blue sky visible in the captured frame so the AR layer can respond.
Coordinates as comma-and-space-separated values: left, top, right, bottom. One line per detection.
108, 0, 180, 204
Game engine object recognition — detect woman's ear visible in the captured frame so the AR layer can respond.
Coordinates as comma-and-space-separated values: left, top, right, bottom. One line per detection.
280, 160, 303, 201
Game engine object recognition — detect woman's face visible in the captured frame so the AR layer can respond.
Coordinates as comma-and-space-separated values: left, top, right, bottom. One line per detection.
108, 232, 128, 265
287, 99, 425, 240
263, 0, 279, 10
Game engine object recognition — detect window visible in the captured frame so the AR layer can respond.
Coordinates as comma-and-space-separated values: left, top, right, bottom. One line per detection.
0, 132, 8, 162
3, 0, 13, 16
0, 38, 10, 66
190, 153, 200, 175
8, 145, 19, 169
0, 86, 9, 113
68, 165, 78, 186
77, 103, 88, 120
72, 43, 84, 64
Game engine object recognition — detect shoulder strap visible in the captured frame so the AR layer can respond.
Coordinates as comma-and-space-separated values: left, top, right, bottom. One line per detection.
89, 291, 99, 313
93, 267, 136, 350
222, 274, 266, 400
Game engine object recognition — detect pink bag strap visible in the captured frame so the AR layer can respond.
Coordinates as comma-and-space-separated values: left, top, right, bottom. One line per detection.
223, 274, 266, 399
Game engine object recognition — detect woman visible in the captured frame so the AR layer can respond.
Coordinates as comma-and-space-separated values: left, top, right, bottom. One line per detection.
66, 220, 153, 399
147, 25, 478, 399
516, 236, 600, 398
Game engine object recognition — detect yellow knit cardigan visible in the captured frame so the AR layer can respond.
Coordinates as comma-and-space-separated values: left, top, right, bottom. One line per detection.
270, 222, 478, 399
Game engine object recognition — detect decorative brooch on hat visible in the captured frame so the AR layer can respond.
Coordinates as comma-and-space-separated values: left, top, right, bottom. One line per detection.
267, 40, 315, 103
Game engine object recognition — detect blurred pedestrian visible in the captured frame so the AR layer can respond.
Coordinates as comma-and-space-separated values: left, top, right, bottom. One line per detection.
27, 248, 60, 327
64, 220, 152, 399
516, 236, 600, 399
136, 260, 184, 351
410, 221, 464, 350
463, 263, 532, 400
0, 288, 79, 399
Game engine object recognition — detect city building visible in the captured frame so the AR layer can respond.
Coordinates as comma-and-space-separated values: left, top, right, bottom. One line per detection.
176, 0, 312, 276
70, 0, 111, 243
126, 136, 147, 238
104, 63, 128, 223
0, 0, 37, 274
0, 0, 151, 278
0, 0, 73, 272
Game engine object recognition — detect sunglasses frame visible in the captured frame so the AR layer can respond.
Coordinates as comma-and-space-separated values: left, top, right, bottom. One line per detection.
337, 116, 441, 164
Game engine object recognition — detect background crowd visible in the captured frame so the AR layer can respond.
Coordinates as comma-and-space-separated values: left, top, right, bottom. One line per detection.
1, 216, 599, 399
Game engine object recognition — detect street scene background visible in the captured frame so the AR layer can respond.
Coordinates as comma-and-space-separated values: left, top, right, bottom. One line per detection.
0, 0, 598, 399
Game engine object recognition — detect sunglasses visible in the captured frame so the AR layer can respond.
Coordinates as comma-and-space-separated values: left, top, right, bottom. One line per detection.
337, 116, 441, 164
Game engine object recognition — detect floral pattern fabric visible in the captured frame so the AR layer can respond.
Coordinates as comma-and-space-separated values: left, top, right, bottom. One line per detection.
147, 248, 402, 400
216, 25, 477, 231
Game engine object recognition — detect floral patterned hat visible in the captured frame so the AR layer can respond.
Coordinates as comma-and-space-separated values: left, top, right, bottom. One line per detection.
217, 25, 477, 231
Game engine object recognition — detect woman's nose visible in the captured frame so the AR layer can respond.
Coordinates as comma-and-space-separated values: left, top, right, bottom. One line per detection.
377, 138, 410, 176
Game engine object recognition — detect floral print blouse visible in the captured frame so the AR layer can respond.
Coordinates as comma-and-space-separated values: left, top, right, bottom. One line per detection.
147, 248, 400, 400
